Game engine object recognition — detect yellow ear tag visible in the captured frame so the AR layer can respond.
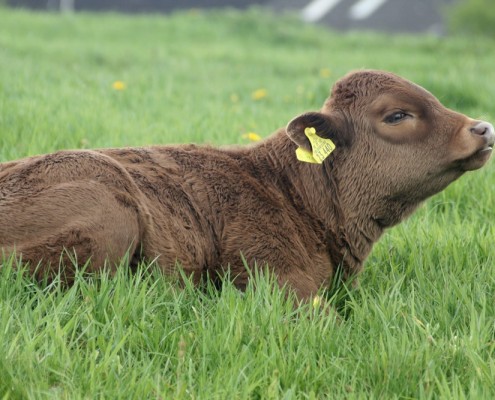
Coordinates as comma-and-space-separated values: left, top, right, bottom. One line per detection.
296, 127, 336, 164
295, 147, 319, 163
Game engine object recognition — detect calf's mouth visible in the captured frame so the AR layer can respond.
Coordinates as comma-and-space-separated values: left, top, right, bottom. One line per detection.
460, 125, 495, 171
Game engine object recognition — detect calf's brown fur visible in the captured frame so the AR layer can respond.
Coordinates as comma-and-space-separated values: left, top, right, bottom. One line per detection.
1, 70, 493, 300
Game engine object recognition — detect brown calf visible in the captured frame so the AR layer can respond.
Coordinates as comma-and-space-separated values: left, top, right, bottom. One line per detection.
0, 70, 493, 301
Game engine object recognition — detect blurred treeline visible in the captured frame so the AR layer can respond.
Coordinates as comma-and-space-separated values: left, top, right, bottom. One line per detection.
447, 0, 495, 37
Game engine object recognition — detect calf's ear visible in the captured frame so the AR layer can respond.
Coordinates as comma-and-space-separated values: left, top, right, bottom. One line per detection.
286, 112, 342, 164
287, 111, 351, 148
286, 112, 337, 151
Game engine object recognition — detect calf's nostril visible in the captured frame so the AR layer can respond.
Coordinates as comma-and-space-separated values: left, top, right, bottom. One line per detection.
470, 121, 494, 136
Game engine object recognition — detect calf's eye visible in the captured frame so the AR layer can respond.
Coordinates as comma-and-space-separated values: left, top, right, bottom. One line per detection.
384, 111, 408, 124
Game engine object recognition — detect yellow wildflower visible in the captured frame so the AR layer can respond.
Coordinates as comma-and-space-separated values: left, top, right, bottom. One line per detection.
312, 295, 321, 308
320, 68, 332, 78
242, 132, 262, 142
112, 81, 126, 91
251, 88, 267, 100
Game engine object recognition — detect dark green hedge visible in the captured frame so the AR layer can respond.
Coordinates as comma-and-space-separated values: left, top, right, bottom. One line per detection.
447, 0, 495, 36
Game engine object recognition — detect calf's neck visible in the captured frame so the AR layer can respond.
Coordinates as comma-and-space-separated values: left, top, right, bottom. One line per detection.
0, 70, 493, 300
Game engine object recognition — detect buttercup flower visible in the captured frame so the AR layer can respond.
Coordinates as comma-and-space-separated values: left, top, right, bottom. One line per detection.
242, 132, 262, 142
251, 88, 267, 100
320, 68, 332, 78
112, 81, 126, 90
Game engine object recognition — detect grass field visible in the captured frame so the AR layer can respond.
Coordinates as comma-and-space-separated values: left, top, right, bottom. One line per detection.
1, 6, 495, 399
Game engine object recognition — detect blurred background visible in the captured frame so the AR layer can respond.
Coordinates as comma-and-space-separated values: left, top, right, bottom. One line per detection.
6, 0, 495, 36
1, 0, 493, 154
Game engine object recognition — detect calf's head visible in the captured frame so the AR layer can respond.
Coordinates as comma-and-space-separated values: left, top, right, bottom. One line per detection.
287, 70, 494, 227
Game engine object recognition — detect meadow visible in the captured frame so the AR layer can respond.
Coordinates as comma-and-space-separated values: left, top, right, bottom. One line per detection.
0, 6, 495, 399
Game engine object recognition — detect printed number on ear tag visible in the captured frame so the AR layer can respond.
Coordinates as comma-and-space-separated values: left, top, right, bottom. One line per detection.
296, 127, 336, 164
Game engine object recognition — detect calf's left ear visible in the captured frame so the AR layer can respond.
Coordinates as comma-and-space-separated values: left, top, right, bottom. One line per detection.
286, 112, 334, 150
286, 112, 342, 164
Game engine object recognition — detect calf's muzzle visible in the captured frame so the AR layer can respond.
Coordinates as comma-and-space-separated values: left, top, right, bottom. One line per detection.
470, 121, 495, 143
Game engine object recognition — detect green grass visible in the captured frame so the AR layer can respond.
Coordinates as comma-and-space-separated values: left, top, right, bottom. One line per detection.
1, 7, 495, 399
